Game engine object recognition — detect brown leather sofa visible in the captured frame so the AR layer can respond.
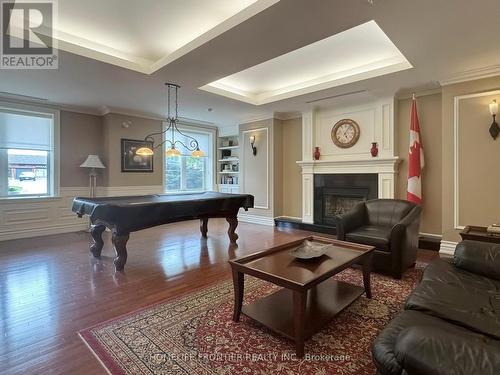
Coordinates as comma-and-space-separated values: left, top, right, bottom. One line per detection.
335, 199, 422, 278
372, 240, 500, 375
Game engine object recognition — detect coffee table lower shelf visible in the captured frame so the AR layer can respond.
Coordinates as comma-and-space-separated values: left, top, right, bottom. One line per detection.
242, 279, 364, 343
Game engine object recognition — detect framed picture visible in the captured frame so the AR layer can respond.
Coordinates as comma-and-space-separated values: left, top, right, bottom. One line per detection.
121, 139, 153, 172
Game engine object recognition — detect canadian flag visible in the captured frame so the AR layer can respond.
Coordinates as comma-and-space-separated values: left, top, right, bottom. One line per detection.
407, 95, 425, 204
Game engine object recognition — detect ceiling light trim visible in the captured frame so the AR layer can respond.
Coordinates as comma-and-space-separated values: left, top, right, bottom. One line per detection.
200, 21, 413, 105
48, 0, 280, 74
201, 59, 412, 105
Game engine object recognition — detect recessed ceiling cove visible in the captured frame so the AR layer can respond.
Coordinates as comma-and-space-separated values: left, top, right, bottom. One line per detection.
200, 21, 412, 105
43, 0, 280, 74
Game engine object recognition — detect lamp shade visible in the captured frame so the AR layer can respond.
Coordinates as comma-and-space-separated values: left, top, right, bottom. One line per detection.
80, 155, 106, 168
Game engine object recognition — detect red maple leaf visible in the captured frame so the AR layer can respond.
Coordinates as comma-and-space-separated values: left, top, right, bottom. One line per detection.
408, 142, 421, 179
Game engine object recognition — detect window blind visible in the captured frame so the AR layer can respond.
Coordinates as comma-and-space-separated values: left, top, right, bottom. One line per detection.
0, 109, 53, 151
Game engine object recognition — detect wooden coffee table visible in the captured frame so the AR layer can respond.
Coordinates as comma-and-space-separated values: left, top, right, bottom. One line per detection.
229, 236, 374, 357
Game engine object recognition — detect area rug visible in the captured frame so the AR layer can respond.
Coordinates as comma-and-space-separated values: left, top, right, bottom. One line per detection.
79, 263, 426, 374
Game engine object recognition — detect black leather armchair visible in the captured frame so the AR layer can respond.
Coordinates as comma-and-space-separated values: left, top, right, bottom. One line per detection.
335, 199, 422, 278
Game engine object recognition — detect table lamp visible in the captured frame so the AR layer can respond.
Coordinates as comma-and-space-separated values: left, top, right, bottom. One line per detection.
80, 155, 106, 197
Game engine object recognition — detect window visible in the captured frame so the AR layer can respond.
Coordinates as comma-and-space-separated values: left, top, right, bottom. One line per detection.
164, 127, 214, 192
0, 104, 58, 198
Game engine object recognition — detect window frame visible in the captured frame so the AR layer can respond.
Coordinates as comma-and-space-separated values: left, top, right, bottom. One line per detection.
0, 101, 60, 199
162, 122, 216, 194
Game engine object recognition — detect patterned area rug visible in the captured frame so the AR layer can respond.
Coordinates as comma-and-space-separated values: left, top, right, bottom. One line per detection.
79, 264, 425, 374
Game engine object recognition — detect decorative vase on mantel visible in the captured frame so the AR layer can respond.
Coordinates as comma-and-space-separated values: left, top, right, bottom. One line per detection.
313, 147, 321, 160
370, 142, 379, 157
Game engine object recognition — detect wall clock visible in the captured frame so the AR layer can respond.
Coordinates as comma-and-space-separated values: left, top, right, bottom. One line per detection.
331, 119, 361, 148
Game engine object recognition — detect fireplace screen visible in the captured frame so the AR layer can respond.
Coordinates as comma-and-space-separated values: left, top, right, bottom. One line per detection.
313, 174, 378, 227
324, 194, 365, 217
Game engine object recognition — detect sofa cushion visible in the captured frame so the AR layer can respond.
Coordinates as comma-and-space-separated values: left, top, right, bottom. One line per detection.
406, 259, 500, 340
454, 240, 500, 281
394, 321, 500, 375
373, 310, 500, 375
345, 225, 391, 251
421, 257, 500, 294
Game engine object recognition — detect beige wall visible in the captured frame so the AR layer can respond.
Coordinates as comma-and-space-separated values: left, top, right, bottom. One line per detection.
102, 113, 163, 187
60, 111, 164, 188
458, 94, 500, 227
273, 119, 284, 217
281, 117, 302, 218
60, 111, 103, 187
442, 76, 500, 242
396, 93, 442, 235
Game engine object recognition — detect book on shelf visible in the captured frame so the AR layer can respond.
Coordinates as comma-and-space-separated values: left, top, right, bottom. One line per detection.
221, 175, 238, 185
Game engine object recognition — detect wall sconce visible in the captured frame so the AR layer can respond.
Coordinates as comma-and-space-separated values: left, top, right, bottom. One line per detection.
489, 99, 499, 140
249, 135, 257, 156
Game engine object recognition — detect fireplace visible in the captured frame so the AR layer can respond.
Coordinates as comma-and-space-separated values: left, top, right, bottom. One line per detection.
314, 174, 378, 226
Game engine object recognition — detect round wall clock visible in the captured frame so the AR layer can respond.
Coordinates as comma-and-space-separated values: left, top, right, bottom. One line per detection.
331, 119, 361, 148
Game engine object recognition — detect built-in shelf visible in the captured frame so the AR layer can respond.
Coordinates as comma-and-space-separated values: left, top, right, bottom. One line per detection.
218, 135, 239, 192
218, 145, 239, 150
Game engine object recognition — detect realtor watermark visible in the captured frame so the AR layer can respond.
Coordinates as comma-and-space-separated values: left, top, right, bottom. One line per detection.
1, 0, 58, 69
154, 351, 351, 363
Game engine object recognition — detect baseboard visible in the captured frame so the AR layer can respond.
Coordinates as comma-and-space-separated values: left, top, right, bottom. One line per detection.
238, 213, 275, 226
420, 232, 442, 239
278, 216, 302, 221
439, 240, 458, 257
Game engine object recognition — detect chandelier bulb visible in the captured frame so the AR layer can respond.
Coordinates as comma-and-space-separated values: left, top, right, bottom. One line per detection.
191, 147, 205, 158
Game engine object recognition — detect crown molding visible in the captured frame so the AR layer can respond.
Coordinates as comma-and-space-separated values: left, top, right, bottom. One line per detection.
274, 111, 302, 120
439, 64, 500, 86
239, 115, 275, 125
0, 94, 102, 116
396, 88, 442, 100
239, 112, 301, 124
100, 106, 216, 128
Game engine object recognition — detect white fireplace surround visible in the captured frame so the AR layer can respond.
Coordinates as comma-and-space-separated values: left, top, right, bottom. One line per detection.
297, 99, 400, 224
297, 158, 400, 223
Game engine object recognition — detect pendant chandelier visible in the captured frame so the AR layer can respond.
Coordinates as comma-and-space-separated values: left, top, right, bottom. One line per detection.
136, 83, 204, 157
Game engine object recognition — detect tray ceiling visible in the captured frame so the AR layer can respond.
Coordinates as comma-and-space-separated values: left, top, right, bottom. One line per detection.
201, 21, 412, 105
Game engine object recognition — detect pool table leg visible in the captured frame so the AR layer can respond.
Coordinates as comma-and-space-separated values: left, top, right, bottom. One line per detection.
226, 216, 238, 243
200, 218, 208, 237
90, 224, 106, 257
112, 231, 129, 271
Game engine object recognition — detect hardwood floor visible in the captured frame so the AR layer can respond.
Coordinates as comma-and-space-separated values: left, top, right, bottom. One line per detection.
0, 220, 438, 374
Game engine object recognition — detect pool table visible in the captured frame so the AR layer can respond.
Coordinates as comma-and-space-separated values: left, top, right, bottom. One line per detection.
72, 192, 254, 271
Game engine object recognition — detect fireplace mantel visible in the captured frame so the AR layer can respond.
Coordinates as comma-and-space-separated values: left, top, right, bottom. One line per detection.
296, 157, 400, 175
298, 99, 400, 224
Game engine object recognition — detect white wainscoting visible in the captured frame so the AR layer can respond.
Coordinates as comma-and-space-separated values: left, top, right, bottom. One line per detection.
238, 212, 275, 226
0, 185, 164, 241
0, 187, 88, 241
96, 185, 163, 197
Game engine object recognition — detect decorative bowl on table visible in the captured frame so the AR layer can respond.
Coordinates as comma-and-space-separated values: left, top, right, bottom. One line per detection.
289, 240, 331, 260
